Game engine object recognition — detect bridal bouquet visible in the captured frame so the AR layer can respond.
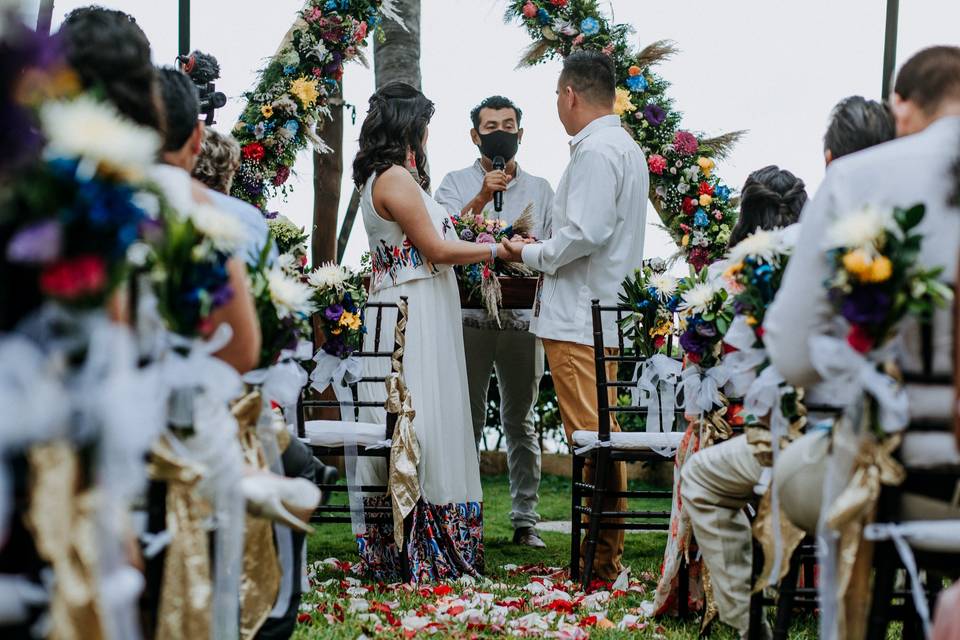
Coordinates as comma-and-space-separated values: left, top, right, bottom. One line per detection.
309, 262, 368, 359
618, 259, 680, 358
448, 206, 535, 318
723, 228, 794, 345
824, 203, 951, 355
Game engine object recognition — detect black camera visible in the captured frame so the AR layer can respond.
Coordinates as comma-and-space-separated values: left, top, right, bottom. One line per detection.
177, 50, 227, 125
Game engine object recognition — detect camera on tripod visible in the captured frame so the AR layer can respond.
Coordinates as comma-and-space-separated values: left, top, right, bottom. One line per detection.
176, 50, 227, 125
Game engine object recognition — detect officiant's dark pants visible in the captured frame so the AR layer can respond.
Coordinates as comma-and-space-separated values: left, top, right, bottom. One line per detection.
543, 339, 627, 581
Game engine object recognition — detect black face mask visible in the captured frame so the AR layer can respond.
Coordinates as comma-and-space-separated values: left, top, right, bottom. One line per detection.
477, 130, 520, 162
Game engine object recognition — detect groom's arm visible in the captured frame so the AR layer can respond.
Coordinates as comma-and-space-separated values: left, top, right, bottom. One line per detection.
520, 150, 617, 275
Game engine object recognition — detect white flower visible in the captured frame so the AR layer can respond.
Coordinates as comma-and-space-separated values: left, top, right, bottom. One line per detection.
308, 262, 351, 291
726, 228, 789, 265
677, 181, 689, 194
825, 204, 895, 251
683, 166, 700, 183
267, 267, 315, 319
649, 273, 678, 300
678, 281, 720, 316
189, 204, 249, 252
40, 95, 160, 178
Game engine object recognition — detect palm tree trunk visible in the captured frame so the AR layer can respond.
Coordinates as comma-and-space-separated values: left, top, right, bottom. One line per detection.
311, 90, 343, 266
374, 0, 422, 90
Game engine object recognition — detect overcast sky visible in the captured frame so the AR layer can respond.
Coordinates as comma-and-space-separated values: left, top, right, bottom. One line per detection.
21, 0, 960, 268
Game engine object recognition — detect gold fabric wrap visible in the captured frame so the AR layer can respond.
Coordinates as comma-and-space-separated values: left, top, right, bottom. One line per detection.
148, 437, 213, 640
385, 299, 421, 548
232, 391, 282, 640
26, 441, 107, 640
825, 431, 905, 640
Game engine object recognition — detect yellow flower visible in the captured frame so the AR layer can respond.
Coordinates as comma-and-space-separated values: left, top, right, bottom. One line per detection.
330, 326, 342, 336
697, 156, 715, 177
613, 88, 636, 116
628, 65, 642, 76
338, 311, 361, 331
723, 262, 743, 279
290, 77, 320, 108
746, 315, 758, 326
866, 255, 893, 283
651, 321, 673, 337
699, 194, 713, 207
261, 104, 274, 119
842, 249, 873, 280
681, 234, 690, 247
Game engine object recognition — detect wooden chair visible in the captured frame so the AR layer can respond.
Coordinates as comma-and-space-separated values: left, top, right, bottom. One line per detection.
573, 300, 687, 596
296, 298, 412, 570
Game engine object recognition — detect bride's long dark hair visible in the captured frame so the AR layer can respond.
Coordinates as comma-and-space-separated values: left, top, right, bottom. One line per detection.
352, 82, 435, 190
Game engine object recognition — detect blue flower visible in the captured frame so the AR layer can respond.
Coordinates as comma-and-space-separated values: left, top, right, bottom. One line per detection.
368, 14, 381, 27
715, 185, 731, 201
693, 209, 709, 227
283, 65, 296, 76
284, 119, 299, 134
325, 0, 336, 10
536, 8, 551, 25
626, 75, 647, 92
580, 17, 600, 36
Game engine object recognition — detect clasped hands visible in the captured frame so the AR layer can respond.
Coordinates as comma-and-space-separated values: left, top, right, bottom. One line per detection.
500, 235, 536, 262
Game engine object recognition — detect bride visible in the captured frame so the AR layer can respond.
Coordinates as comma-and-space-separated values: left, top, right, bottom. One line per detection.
350, 82, 510, 582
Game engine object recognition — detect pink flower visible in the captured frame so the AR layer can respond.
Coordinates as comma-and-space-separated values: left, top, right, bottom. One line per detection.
522, 2, 537, 18
602, 43, 615, 56
476, 232, 496, 244
713, 210, 723, 220
354, 20, 368, 41
647, 154, 667, 175
39, 254, 107, 301
473, 214, 485, 226
673, 130, 699, 155
305, 7, 322, 22
572, 34, 585, 47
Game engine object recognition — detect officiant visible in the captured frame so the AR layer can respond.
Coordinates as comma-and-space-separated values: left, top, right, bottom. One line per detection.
435, 95, 554, 549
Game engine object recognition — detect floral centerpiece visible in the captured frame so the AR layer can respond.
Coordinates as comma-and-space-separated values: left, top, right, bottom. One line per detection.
309, 262, 368, 359
447, 206, 535, 319
509, 0, 742, 270
618, 258, 680, 358
231, 0, 400, 209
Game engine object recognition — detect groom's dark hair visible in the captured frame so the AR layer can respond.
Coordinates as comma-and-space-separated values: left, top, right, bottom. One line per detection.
559, 51, 615, 106
894, 46, 960, 113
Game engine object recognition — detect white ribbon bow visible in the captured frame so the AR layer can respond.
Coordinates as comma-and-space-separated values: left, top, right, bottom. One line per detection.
632, 354, 682, 457
809, 335, 909, 433
681, 363, 731, 416
722, 316, 767, 398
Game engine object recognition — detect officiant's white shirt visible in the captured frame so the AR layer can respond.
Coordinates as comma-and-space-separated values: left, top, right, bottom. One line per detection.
522, 114, 648, 347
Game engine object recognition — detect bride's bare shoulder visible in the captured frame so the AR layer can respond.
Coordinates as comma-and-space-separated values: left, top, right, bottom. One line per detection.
373, 164, 419, 200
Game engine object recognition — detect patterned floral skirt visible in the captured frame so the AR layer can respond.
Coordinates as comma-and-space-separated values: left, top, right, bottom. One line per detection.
356, 495, 484, 583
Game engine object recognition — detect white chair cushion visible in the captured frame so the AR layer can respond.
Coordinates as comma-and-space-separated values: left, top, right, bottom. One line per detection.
304, 420, 389, 448
866, 520, 960, 553
571, 430, 684, 452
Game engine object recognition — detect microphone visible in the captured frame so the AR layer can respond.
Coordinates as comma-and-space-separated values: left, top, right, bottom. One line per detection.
492, 155, 505, 213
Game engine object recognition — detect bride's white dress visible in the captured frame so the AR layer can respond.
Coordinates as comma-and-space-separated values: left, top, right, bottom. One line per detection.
354, 173, 483, 582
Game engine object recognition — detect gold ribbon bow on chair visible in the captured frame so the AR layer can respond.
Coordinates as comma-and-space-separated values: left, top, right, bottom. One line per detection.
232, 391, 282, 640
825, 431, 905, 640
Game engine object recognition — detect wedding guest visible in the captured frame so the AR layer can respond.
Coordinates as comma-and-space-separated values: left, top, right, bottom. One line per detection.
677, 94, 897, 639
152, 67, 261, 374
501, 50, 647, 580
768, 47, 960, 637
193, 127, 277, 267
434, 96, 554, 549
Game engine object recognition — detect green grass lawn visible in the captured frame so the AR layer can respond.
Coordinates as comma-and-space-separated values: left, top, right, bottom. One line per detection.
297, 474, 824, 638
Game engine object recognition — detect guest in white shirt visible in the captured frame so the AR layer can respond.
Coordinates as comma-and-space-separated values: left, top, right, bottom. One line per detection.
680, 98, 894, 640
502, 50, 648, 580
767, 48, 960, 638
435, 96, 554, 549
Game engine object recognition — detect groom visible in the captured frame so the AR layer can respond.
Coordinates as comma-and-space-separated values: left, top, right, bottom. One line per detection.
502, 50, 648, 579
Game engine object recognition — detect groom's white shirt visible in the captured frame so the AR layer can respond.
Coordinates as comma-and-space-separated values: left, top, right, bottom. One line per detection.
765, 116, 960, 423
522, 114, 648, 347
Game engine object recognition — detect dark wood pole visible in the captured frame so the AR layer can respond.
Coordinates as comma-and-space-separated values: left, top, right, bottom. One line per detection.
36, 0, 55, 35
178, 0, 190, 57
881, 0, 900, 99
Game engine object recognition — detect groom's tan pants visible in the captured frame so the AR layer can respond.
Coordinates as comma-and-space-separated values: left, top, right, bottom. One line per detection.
542, 339, 627, 581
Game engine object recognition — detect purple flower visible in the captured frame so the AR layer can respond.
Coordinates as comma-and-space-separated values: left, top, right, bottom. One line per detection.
694, 320, 718, 338
643, 103, 667, 127
476, 232, 495, 244
6, 220, 62, 264
322, 334, 348, 358
324, 304, 344, 322
211, 284, 234, 307
265, 211, 279, 219
839, 286, 890, 326
679, 327, 707, 355
459, 228, 476, 242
